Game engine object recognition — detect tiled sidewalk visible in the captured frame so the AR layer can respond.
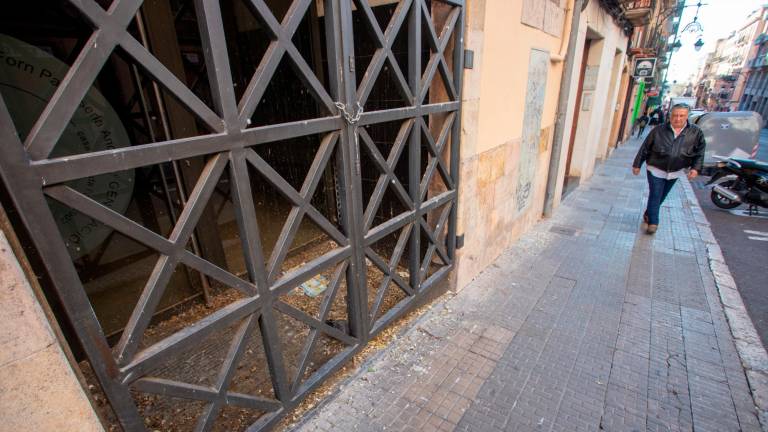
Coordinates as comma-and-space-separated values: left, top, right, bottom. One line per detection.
292, 138, 764, 432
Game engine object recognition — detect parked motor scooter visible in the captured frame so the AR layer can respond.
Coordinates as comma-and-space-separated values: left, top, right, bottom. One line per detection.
706, 156, 768, 214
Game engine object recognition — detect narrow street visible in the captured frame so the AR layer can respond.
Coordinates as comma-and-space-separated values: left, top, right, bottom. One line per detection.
292, 136, 764, 432
691, 129, 768, 347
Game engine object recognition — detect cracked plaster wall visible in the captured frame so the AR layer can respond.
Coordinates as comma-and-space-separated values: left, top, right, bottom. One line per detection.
456, 0, 629, 290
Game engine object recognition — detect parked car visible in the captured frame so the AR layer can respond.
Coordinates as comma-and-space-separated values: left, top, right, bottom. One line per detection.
690, 111, 763, 175
689, 109, 707, 120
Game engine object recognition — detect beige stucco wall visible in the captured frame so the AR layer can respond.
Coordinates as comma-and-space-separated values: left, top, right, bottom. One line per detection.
456, 0, 567, 289
551, 1, 629, 202
0, 227, 104, 432
596, 50, 626, 159
565, 2, 628, 181
456, 0, 629, 290
470, 4, 565, 156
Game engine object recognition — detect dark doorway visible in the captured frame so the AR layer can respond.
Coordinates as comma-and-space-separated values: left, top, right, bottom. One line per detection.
563, 38, 592, 197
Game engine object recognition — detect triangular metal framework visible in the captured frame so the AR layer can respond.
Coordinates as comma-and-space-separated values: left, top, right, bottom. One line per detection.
0, 0, 464, 430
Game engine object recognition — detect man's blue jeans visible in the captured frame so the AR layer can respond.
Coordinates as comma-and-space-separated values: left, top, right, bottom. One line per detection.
645, 170, 678, 225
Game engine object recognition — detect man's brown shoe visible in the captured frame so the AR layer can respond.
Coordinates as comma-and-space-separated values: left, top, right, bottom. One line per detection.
647, 224, 658, 234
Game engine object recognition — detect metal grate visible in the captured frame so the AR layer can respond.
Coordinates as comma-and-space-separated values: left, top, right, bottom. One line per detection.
0, 0, 464, 430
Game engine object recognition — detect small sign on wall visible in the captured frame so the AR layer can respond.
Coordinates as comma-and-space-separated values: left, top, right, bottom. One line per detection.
516, 49, 550, 213
583, 66, 599, 91
581, 92, 593, 111
521, 0, 546, 29
633, 57, 656, 78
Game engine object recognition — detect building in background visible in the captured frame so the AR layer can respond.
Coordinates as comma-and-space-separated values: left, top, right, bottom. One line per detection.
696, 38, 734, 111
697, 6, 768, 112
0, 1, 639, 430
739, 7, 768, 121
547, 0, 634, 201
740, 32, 768, 116
618, 0, 683, 136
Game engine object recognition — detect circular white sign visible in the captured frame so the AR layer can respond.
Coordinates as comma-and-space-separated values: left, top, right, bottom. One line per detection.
0, 34, 134, 259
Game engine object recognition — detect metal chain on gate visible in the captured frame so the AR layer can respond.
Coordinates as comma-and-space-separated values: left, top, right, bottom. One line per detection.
333, 101, 365, 225
335, 101, 363, 125
335, 101, 364, 157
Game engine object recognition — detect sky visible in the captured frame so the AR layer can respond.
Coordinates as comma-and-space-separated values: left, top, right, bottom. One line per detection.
666, 0, 766, 84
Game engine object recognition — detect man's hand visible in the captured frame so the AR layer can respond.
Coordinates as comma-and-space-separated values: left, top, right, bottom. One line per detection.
632, 167, 640, 176
687, 169, 698, 180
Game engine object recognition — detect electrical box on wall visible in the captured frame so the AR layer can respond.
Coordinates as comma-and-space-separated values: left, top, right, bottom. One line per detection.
464, 49, 474, 69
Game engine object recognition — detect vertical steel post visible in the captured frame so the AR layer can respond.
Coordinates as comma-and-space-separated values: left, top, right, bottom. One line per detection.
327, 0, 369, 341
135, 30, 215, 303
447, 3, 465, 261
408, 0, 422, 291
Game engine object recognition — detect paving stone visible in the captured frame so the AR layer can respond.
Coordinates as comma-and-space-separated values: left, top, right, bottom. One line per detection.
292, 138, 762, 432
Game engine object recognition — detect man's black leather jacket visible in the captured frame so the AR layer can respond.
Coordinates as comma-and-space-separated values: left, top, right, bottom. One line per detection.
632, 122, 706, 173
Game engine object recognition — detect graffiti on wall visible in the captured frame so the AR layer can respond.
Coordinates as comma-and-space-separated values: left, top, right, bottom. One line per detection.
516, 49, 549, 212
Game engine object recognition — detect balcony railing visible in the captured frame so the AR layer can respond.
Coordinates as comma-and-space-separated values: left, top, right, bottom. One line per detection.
751, 55, 768, 68
622, 0, 653, 26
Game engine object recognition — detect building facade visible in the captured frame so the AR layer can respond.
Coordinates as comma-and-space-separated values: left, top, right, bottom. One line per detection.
698, 6, 768, 112
0, 0, 634, 430
696, 39, 737, 111
618, 0, 681, 135
740, 32, 768, 117
739, 7, 768, 121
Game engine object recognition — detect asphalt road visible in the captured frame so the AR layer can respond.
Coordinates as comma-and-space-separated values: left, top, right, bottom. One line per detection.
691, 130, 768, 347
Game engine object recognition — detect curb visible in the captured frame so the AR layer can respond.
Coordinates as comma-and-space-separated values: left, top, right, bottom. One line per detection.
681, 179, 768, 431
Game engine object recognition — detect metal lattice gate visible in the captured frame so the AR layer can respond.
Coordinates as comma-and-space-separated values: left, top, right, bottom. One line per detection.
0, 0, 463, 430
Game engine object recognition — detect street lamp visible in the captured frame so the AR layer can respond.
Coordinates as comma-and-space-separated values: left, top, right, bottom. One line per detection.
659, 1, 708, 103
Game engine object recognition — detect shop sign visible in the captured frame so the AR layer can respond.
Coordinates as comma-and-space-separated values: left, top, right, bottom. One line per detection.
633, 57, 656, 78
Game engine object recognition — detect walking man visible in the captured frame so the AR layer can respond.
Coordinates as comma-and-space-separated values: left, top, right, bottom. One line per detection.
632, 103, 706, 234
635, 112, 649, 137
648, 107, 662, 127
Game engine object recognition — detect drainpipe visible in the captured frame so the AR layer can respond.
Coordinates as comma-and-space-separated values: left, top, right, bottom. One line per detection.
615, 38, 634, 145
543, 0, 584, 218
